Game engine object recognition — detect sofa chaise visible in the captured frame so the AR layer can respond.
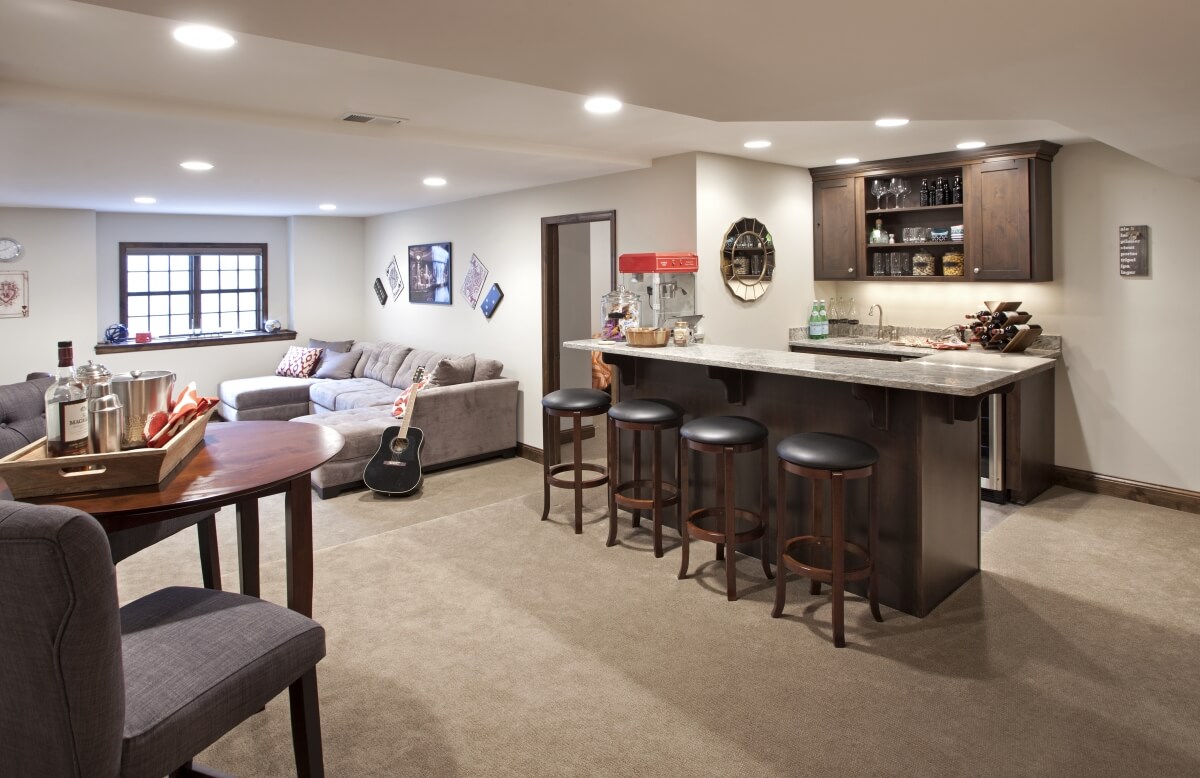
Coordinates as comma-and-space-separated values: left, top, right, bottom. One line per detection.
217, 341, 519, 498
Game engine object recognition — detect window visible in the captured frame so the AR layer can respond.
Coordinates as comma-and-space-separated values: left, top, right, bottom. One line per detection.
119, 243, 268, 338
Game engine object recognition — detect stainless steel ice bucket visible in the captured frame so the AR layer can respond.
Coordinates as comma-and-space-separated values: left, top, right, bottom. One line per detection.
111, 370, 175, 449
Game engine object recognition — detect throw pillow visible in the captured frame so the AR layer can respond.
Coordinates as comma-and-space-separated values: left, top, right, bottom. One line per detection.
391, 375, 430, 419
276, 346, 323, 378
314, 348, 362, 380
473, 358, 504, 381
308, 338, 354, 353
428, 353, 476, 387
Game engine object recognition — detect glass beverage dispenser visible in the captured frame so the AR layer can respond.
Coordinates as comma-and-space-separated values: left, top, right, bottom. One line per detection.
617, 252, 699, 329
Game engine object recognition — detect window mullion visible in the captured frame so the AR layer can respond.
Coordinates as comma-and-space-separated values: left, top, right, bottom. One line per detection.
190, 254, 202, 330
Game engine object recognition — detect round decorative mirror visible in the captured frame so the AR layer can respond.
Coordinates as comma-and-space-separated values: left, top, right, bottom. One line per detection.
719, 217, 775, 301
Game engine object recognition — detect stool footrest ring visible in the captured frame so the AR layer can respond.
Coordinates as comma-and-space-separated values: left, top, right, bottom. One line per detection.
613, 479, 680, 512
685, 506, 766, 546
780, 535, 872, 583
547, 461, 609, 490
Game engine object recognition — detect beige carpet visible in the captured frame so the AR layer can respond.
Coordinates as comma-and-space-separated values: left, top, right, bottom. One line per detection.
114, 467, 1200, 777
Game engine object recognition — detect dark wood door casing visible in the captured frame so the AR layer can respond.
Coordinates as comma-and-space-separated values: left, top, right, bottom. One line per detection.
813, 177, 859, 279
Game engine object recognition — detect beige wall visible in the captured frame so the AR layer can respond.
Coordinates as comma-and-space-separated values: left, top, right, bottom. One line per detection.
822, 142, 1199, 491
288, 215, 365, 345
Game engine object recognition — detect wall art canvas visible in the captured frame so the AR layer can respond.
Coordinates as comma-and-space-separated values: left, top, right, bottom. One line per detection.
0, 270, 29, 318
462, 253, 489, 309
408, 242, 452, 304
386, 255, 404, 299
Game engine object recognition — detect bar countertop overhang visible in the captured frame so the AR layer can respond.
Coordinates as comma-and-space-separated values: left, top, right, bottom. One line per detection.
564, 339, 1055, 397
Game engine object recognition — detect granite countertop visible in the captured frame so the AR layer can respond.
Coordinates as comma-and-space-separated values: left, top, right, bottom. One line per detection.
787, 337, 1062, 360
564, 339, 1056, 397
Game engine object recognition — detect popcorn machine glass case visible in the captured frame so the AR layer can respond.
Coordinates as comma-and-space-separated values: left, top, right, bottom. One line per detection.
617, 252, 698, 328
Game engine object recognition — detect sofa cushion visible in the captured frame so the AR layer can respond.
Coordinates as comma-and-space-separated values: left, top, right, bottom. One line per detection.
0, 375, 53, 457
291, 408, 397, 464
275, 346, 323, 378
473, 358, 504, 382
393, 349, 457, 389
428, 354, 475, 388
218, 376, 318, 411
356, 343, 412, 386
308, 338, 353, 353
314, 349, 362, 380
309, 378, 401, 412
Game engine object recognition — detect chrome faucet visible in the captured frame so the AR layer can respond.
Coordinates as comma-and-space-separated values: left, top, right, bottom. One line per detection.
868, 304, 884, 340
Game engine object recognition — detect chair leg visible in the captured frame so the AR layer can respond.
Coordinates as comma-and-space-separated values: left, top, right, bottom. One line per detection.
831, 472, 846, 648
723, 447, 737, 601
631, 430, 642, 528
652, 428, 663, 558
540, 410, 552, 522
760, 446, 773, 580
678, 439, 691, 580
289, 668, 325, 778
196, 514, 222, 591
809, 479, 823, 596
606, 418, 619, 547
714, 456, 725, 563
772, 460, 788, 618
572, 413, 584, 534
868, 469, 883, 623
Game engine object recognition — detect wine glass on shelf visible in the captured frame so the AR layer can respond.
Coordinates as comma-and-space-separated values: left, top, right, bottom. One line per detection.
895, 179, 910, 208
871, 180, 886, 210
887, 177, 902, 208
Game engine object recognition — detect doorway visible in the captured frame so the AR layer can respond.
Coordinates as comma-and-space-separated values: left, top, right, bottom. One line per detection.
541, 210, 617, 465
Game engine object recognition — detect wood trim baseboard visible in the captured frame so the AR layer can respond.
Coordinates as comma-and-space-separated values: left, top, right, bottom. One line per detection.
516, 425, 598, 466
1053, 466, 1200, 515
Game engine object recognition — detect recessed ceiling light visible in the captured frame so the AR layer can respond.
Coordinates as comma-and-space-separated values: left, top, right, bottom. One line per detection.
875, 118, 909, 128
318, 203, 337, 211
957, 140, 987, 150
173, 24, 236, 50
133, 196, 157, 204
743, 140, 772, 149
180, 160, 213, 171
835, 157, 860, 165
423, 177, 447, 187
584, 96, 622, 114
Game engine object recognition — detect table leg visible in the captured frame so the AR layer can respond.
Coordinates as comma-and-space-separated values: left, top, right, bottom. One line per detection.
236, 498, 260, 599
196, 514, 222, 590
286, 474, 315, 617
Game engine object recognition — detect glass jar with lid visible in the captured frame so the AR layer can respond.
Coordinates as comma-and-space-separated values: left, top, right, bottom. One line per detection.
599, 286, 641, 341
942, 252, 965, 276
912, 251, 935, 276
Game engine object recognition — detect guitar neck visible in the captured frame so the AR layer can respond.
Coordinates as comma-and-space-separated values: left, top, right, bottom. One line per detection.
398, 373, 424, 437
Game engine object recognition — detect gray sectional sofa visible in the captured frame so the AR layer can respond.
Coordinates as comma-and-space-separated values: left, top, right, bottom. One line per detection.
218, 341, 519, 498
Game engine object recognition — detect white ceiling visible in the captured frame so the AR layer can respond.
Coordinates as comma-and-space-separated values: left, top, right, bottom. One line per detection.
3, 0, 1196, 217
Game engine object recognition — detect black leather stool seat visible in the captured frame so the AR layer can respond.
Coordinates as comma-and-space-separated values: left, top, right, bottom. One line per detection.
776, 432, 879, 471
608, 398, 685, 425
542, 387, 611, 412
680, 415, 767, 447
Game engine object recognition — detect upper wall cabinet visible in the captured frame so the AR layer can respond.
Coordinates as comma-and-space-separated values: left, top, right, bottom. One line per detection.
810, 141, 1060, 282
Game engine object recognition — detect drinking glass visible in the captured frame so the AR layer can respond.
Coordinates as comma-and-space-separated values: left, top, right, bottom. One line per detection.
871, 180, 886, 210
872, 253, 885, 275
889, 253, 902, 276
895, 179, 910, 208
888, 177, 901, 208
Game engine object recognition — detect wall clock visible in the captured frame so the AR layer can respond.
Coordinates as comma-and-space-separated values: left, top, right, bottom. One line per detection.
0, 237, 24, 263
719, 218, 775, 301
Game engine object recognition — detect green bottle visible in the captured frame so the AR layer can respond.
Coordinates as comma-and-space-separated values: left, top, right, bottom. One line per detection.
818, 300, 829, 339
808, 300, 821, 339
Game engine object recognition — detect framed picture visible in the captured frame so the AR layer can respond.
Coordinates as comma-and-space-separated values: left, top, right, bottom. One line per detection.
386, 255, 404, 299
462, 253, 489, 309
408, 242, 452, 304
0, 270, 29, 318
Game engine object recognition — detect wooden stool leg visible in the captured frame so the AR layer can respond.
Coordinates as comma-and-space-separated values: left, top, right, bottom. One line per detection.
652, 427, 664, 558
714, 454, 725, 563
631, 430, 642, 528
678, 439, 691, 580
809, 478, 822, 596
868, 469, 883, 623
760, 446, 773, 580
831, 471, 846, 648
606, 417, 619, 547
572, 413, 584, 534
772, 460, 788, 618
723, 447, 737, 601
540, 410, 552, 522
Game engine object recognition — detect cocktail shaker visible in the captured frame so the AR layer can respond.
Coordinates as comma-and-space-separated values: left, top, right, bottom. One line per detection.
76, 361, 125, 454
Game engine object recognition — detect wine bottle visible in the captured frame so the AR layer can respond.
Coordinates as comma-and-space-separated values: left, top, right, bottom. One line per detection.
934, 178, 945, 205
45, 340, 90, 457
951, 175, 963, 204
919, 179, 930, 207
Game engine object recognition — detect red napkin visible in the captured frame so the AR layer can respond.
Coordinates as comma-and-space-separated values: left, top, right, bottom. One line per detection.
145, 382, 218, 448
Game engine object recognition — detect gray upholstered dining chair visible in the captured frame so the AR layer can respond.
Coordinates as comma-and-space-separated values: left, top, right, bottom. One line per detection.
0, 497, 327, 777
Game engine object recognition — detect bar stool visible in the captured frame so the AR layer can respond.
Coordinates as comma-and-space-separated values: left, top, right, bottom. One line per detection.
606, 399, 684, 558
678, 415, 773, 601
540, 388, 611, 534
772, 431, 883, 648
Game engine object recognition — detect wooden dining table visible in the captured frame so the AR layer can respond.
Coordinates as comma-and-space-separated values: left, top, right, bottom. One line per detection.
24, 421, 345, 617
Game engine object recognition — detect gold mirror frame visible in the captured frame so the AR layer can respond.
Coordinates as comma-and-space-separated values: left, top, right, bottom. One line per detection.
719, 217, 774, 301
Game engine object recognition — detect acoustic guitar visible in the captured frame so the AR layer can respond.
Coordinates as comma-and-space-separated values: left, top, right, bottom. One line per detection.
363, 367, 427, 496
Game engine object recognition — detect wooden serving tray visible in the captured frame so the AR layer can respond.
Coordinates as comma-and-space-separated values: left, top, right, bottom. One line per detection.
0, 407, 216, 499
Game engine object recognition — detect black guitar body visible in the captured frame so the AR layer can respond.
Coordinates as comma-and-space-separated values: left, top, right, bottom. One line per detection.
363, 426, 425, 496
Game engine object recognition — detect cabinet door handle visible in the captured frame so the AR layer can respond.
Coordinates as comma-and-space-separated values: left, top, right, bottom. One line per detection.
848, 267, 854, 273
974, 267, 981, 274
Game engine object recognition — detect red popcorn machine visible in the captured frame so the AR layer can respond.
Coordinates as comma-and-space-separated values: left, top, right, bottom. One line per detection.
617, 252, 699, 329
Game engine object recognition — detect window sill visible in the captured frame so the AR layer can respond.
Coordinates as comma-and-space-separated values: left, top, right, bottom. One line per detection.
95, 329, 297, 355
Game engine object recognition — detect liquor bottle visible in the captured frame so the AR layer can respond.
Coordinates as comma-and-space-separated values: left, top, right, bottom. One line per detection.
45, 340, 90, 457
933, 178, 946, 205
808, 301, 821, 339
951, 175, 963, 204
818, 300, 829, 338
919, 179, 930, 207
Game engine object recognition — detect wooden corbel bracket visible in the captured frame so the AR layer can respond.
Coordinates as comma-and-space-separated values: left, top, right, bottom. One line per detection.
706, 367, 745, 405
850, 384, 890, 431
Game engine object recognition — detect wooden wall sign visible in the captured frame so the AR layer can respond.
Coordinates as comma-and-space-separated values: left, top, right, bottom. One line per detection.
1119, 225, 1149, 276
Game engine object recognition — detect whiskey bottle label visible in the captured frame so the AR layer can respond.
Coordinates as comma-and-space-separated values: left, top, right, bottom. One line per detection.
54, 398, 90, 456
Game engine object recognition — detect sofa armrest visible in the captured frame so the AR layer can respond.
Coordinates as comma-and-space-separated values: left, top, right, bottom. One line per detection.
407, 379, 518, 460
